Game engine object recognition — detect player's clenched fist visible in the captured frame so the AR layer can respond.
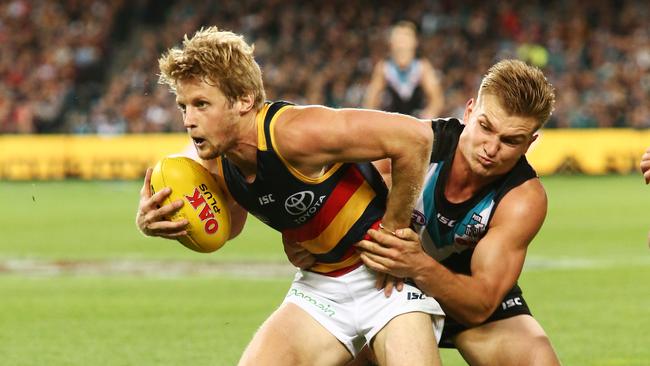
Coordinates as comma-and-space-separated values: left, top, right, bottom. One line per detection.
136, 167, 188, 238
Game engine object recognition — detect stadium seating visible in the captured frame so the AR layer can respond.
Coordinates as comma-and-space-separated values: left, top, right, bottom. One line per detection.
1, 0, 649, 134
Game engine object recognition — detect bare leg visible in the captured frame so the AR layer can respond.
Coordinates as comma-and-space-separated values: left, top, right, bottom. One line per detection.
238, 302, 353, 366
345, 346, 375, 366
371, 312, 441, 366
455, 315, 560, 366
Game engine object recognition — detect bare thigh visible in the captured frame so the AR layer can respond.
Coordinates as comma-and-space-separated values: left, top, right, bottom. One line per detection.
371, 312, 441, 366
454, 314, 560, 366
238, 302, 353, 366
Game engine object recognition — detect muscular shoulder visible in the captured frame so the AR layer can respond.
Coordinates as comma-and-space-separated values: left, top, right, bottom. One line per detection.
490, 178, 547, 242
272, 105, 329, 154
271, 105, 346, 173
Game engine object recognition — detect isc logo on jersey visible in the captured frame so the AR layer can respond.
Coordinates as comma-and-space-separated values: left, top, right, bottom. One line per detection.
150, 156, 231, 253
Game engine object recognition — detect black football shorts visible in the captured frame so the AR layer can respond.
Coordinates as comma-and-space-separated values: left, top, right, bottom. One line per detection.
438, 284, 532, 348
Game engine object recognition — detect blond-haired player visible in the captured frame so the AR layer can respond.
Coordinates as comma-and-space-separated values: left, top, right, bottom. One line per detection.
136, 27, 445, 366
291, 60, 562, 365
358, 59, 561, 365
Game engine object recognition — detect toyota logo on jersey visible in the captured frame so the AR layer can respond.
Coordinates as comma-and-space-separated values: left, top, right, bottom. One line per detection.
284, 191, 315, 215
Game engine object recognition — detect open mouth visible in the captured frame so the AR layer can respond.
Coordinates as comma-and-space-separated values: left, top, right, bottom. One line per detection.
192, 137, 206, 145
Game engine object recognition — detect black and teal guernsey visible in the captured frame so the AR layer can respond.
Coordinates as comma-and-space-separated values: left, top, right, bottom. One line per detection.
382, 59, 426, 116
412, 118, 537, 274
217, 101, 388, 275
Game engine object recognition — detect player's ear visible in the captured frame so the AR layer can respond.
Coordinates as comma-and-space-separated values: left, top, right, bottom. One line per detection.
462, 98, 474, 125
524, 133, 539, 153
235, 94, 255, 114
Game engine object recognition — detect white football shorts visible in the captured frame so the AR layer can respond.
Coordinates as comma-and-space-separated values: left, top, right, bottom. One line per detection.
282, 264, 445, 356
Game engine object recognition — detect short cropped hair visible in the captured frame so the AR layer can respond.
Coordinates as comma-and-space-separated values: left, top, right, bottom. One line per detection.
391, 20, 417, 38
478, 59, 555, 129
158, 26, 266, 110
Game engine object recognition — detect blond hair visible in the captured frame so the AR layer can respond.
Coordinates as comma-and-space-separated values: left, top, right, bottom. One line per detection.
478, 59, 555, 129
390, 20, 417, 38
158, 26, 266, 110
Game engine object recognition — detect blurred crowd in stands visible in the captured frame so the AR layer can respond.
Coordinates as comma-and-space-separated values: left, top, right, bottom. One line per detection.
1, 0, 649, 134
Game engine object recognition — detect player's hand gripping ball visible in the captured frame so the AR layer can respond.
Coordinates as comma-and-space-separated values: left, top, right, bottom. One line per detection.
150, 156, 230, 253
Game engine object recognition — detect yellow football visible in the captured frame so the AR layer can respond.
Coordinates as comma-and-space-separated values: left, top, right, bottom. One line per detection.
150, 156, 230, 253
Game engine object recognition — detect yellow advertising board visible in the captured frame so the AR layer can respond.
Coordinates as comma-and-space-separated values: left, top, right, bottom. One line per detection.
0, 134, 191, 180
0, 130, 648, 180
526, 129, 649, 175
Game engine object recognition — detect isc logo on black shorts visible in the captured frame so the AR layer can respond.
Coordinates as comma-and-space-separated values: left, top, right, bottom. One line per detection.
501, 296, 523, 310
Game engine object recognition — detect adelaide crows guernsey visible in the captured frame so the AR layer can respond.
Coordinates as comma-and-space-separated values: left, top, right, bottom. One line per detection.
412, 118, 537, 274
218, 101, 388, 275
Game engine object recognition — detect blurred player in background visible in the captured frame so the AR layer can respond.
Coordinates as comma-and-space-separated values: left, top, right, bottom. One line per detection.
364, 21, 445, 119
135, 27, 444, 366
290, 60, 561, 365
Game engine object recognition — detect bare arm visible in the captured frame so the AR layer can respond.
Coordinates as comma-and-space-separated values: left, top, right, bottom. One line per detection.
275, 105, 433, 229
372, 158, 392, 188
418, 59, 444, 119
641, 146, 650, 184
357, 179, 547, 325
363, 61, 386, 110
223, 195, 247, 239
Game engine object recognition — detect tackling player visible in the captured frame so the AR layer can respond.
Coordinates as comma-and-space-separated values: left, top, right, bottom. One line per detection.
357, 59, 561, 365
290, 60, 562, 365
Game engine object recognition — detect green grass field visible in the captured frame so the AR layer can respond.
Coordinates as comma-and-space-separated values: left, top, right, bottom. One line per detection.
1, 175, 649, 365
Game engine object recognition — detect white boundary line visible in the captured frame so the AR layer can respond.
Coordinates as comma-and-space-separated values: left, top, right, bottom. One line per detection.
0, 259, 297, 278
524, 256, 650, 271
0, 256, 648, 278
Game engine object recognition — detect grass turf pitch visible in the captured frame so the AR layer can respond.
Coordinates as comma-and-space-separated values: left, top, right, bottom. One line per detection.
0, 175, 648, 365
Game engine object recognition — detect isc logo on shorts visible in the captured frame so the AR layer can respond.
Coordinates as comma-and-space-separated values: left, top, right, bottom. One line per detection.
501, 296, 523, 310
407, 292, 426, 300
